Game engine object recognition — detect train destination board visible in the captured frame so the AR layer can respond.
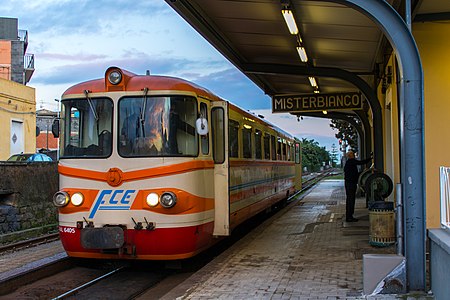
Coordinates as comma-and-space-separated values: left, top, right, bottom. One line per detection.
272, 92, 363, 113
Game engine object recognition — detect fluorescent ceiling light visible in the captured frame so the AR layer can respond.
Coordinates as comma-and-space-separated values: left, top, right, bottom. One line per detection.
281, 9, 298, 35
308, 76, 318, 87
296, 46, 308, 62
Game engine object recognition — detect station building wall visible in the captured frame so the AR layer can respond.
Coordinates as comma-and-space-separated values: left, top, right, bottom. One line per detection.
376, 22, 450, 229
0, 78, 36, 160
413, 21, 450, 229
378, 54, 400, 203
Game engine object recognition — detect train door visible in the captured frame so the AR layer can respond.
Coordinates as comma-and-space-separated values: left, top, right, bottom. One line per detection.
211, 101, 230, 236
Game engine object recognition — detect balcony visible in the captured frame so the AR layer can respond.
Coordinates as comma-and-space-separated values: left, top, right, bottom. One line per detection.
18, 29, 28, 52
24, 53, 34, 84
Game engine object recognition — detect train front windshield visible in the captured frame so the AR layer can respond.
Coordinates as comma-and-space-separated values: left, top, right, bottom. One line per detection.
60, 97, 113, 158
59, 95, 198, 158
118, 96, 198, 157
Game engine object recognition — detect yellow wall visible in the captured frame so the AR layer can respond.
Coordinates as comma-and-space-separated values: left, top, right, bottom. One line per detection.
413, 22, 450, 228
378, 54, 401, 201
0, 78, 36, 160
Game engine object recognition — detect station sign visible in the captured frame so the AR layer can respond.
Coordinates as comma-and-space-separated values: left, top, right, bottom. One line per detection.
272, 92, 363, 113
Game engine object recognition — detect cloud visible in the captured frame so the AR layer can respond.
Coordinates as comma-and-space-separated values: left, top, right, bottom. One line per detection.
4, 0, 168, 35
30, 49, 230, 86
37, 52, 108, 61
192, 68, 271, 109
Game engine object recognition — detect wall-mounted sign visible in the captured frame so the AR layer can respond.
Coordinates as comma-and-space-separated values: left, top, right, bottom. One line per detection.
272, 92, 363, 113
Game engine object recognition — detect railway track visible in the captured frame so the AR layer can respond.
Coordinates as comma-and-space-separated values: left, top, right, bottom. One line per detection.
0, 232, 60, 255
0, 170, 337, 299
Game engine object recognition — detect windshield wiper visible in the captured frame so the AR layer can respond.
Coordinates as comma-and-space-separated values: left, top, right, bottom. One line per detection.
139, 87, 149, 137
84, 90, 98, 121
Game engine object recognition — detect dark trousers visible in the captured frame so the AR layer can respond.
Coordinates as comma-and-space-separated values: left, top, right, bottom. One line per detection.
345, 182, 357, 219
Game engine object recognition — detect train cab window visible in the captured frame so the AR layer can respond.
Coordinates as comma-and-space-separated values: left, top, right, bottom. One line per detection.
242, 125, 252, 159
255, 129, 262, 159
271, 135, 277, 160
229, 120, 239, 158
200, 103, 209, 155
59, 97, 113, 158
118, 96, 198, 157
263, 134, 270, 160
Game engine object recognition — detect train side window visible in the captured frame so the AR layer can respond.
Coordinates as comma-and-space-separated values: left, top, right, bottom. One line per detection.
263, 134, 270, 160
290, 142, 295, 161
229, 120, 239, 158
271, 135, 276, 160
200, 102, 209, 155
242, 125, 252, 159
255, 129, 262, 159
277, 138, 282, 160
283, 140, 287, 161
287, 142, 290, 161
295, 142, 301, 164
211, 107, 225, 164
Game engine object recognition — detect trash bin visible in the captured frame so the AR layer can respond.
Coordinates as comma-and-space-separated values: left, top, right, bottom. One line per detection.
369, 201, 395, 247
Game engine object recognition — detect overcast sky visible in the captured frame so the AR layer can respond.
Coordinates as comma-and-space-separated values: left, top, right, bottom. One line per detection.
1, 0, 339, 151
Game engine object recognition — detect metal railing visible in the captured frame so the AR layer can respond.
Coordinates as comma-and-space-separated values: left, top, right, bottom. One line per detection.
24, 53, 34, 69
439, 167, 450, 230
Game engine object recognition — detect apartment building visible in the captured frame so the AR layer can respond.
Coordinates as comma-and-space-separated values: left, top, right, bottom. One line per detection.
0, 17, 36, 160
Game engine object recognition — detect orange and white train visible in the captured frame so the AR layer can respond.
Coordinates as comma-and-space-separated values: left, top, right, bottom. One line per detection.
53, 66, 302, 260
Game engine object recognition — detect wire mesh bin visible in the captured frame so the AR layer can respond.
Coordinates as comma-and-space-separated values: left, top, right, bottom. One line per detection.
369, 202, 395, 247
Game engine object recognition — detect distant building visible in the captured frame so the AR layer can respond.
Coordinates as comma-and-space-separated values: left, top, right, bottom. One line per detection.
0, 17, 36, 160
36, 109, 58, 152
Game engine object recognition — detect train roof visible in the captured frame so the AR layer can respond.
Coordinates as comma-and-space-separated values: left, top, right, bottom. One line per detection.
63, 67, 221, 101
228, 102, 294, 139
63, 67, 295, 140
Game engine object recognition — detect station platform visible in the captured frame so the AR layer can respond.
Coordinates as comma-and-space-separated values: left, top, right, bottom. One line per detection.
161, 179, 430, 300
0, 179, 433, 299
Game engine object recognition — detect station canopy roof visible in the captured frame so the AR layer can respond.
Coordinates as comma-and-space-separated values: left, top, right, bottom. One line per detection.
166, 0, 450, 102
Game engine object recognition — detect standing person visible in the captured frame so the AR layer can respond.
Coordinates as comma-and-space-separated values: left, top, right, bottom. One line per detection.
344, 150, 372, 222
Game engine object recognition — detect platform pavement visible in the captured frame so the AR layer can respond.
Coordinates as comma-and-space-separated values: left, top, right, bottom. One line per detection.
160, 179, 433, 300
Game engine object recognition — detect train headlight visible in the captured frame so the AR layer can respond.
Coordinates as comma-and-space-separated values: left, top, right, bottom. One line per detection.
71, 192, 84, 206
160, 192, 177, 208
108, 70, 122, 85
146, 193, 159, 207
53, 191, 70, 207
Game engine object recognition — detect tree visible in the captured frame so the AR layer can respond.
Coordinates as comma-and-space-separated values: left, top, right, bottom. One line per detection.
330, 143, 339, 167
330, 119, 358, 151
301, 138, 331, 172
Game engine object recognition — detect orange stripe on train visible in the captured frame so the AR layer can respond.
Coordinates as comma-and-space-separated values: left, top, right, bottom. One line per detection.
58, 160, 215, 186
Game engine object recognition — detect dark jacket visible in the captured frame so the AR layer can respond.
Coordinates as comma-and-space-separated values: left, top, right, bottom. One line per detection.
344, 157, 371, 186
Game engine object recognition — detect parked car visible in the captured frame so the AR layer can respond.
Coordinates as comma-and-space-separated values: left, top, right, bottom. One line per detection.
7, 153, 53, 162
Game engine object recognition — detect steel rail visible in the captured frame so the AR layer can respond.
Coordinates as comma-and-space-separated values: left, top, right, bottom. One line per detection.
51, 266, 126, 300
0, 232, 60, 254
